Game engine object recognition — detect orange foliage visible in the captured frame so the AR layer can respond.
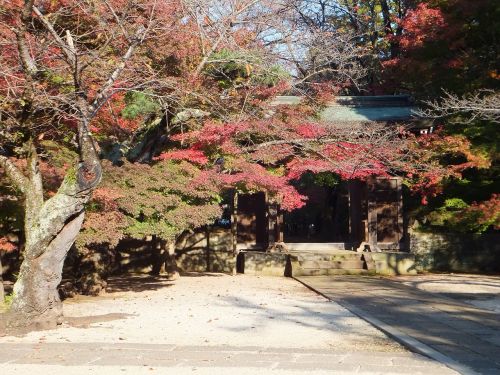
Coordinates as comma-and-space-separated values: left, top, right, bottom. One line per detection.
0, 237, 16, 252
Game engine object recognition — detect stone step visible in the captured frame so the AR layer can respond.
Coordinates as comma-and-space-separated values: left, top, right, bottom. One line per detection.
293, 255, 364, 263
293, 268, 374, 276
286, 243, 352, 251
299, 260, 366, 270
292, 252, 418, 276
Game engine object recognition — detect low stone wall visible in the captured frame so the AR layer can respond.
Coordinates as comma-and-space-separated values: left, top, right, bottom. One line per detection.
8, 229, 497, 288
370, 252, 417, 275
61, 228, 236, 280
410, 232, 500, 273
111, 230, 500, 275
239, 252, 289, 276
176, 228, 234, 273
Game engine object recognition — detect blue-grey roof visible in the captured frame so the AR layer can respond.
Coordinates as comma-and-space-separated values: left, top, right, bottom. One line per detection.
320, 105, 416, 122
273, 95, 419, 122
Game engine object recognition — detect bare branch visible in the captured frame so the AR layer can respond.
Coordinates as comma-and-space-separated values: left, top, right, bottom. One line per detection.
103, 0, 130, 40
418, 90, 500, 124
0, 155, 28, 194
194, 33, 226, 76
33, 6, 76, 68
88, 25, 147, 117
16, 0, 38, 75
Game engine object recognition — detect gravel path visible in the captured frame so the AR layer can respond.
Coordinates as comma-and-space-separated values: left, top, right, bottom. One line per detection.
1, 274, 404, 352
0, 274, 463, 374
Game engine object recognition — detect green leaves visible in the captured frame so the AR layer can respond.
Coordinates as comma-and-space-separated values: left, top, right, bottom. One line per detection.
78, 160, 223, 247
443, 198, 469, 210
205, 49, 289, 89
121, 92, 161, 120
251, 65, 290, 87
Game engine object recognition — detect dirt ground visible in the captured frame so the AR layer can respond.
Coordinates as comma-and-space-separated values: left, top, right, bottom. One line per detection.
0, 274, 405, 353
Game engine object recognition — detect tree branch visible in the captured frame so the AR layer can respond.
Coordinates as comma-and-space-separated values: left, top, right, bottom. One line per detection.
88, 25, 147, 116
103, 0, 130, 40
194, 32, 225, 76
32, 6, 76, 68
190, 0, 260, 76
243, 137, 352, 151
16, 0, 38, 76
418, 90, 500, 124
0, 155, 28, 194
27, 141, 44, 207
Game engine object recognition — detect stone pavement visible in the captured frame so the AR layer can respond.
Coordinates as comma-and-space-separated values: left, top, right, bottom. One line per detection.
0, 342, 457, 374
296, 276, 500, 375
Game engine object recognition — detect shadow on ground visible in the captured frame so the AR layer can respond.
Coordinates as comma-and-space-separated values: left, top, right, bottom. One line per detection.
64, 313, 135, 328
104, 272, 225, 294
300, 276, 500, 374
104, 274, 176, 293
179, 272, 226, 278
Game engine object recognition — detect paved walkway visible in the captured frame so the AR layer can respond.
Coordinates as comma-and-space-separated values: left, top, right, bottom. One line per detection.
296, 276, 500, 375
0, 342, 456, 374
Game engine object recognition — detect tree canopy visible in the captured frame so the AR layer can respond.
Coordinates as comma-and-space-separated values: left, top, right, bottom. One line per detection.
0, 0, 498, 325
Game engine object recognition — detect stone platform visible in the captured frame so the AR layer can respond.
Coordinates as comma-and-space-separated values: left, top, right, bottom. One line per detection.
238, 248, 417, 277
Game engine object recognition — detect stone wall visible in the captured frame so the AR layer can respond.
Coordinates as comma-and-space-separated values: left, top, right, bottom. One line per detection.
370, 252, 418, 275
58, 228, 236, 281
410, 232, 500, 273
238, 252, 289, 276
176, 228, 234, 273
115, 228, 235, 274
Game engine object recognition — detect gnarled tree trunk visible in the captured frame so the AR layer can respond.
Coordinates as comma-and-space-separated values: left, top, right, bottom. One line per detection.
1, 138, 101, 328
11, 212, 84, 326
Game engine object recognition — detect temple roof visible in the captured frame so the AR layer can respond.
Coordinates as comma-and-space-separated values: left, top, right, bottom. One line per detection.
273, 95, 419, 122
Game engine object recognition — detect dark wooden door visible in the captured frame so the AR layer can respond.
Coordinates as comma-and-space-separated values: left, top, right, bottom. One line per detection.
237, 193, 268, 249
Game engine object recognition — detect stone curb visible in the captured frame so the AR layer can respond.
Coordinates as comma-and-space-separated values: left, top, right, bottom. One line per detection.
293, 277, 481, 375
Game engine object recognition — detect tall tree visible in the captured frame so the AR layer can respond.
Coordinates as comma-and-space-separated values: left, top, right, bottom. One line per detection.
382, 0, 500, 232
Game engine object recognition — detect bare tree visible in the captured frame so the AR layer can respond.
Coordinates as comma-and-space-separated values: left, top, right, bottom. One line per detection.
252, 0, 368, 93
182, 0, 267, 75
419, 90, 500, 124
180, 0, 367, 94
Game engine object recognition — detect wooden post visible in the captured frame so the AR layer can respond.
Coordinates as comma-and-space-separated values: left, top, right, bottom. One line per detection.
267, 201, 278, 249
205, 226, 210, 272
231, 191, 238, 275
367, 178, 378, 249
348, 180, 363, 245
347, 182, 351, 237
396, 177, 404, 249
278, 206, 284, 242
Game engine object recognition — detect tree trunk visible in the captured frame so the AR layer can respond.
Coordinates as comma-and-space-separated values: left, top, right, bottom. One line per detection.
8, 212, 84, 328
379, 0, 400, 59
164, 242, 180, 280
1, 0, 141, 328
150, 235, 167, 275
4, 136, 101, 328
151, 238, 179, 279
